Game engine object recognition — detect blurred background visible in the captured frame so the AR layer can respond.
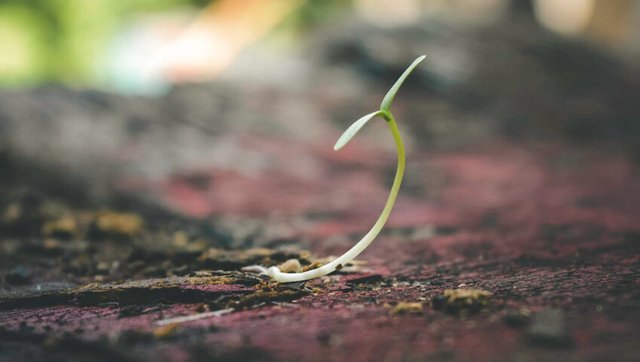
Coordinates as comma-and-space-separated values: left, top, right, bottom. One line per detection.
1, 0, 640, 91
1, 0, 640, 215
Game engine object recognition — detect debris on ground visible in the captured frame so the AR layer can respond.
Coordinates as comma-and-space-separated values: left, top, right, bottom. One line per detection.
431, 288, 493, 316
391, 302, 424, 315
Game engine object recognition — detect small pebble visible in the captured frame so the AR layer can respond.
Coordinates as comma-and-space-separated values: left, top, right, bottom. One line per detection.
278, 259, 302, 273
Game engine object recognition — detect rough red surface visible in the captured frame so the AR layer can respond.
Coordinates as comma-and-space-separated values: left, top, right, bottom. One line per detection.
1, 133, 639, 361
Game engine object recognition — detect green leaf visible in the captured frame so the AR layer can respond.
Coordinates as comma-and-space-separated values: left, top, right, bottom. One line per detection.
379, 55, 426, 112
333, 110, 384, 151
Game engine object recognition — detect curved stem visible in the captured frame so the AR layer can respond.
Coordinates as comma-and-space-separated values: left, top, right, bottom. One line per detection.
267, 113, 405, 282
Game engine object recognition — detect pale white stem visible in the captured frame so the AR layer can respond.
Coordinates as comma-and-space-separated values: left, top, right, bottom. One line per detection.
267, 115, 405, 283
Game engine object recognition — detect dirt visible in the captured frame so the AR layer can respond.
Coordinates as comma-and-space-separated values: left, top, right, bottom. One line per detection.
431, 288, 493, 316
2, 138, 638, 362
391, 302, 424, 315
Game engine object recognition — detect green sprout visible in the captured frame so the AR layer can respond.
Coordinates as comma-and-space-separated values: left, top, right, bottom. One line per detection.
250, 55, 426, 283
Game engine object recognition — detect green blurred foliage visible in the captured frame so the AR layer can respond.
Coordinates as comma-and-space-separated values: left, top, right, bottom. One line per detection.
283, 0, 348, 32
0, 4, 48, 84
0, 0, 207, 86
0, 0, 349, 88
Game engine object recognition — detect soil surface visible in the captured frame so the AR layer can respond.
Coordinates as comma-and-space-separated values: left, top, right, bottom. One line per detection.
1, 14, 639, 362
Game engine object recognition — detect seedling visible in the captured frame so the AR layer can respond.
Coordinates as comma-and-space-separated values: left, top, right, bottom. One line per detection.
249, 55, 426, 283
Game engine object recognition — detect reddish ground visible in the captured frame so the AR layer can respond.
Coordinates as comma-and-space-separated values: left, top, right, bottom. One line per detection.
1, 134, 639, 361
